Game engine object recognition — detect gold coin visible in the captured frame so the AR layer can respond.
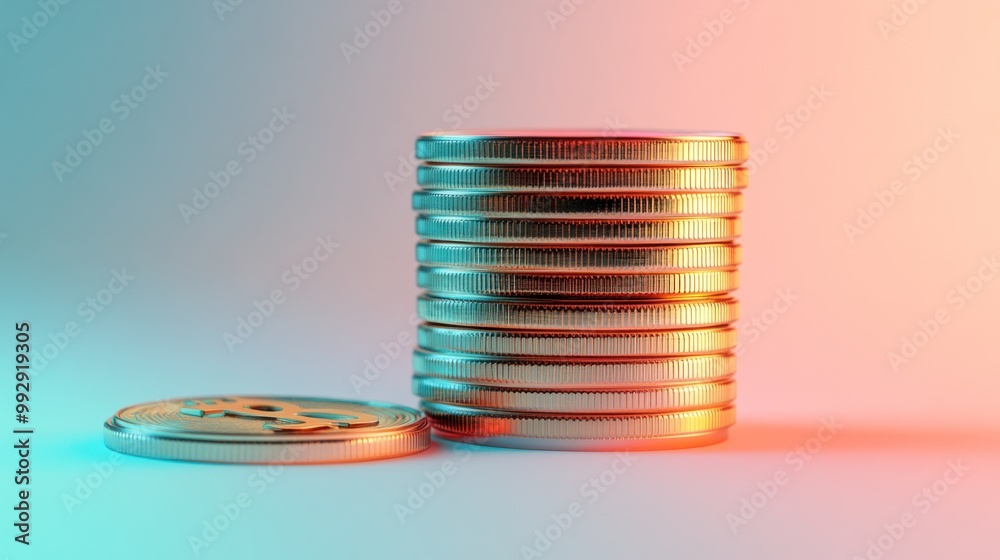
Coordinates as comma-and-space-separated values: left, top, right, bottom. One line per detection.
417, 267, 739, 298
415, 242, 742, 272
416, 324, 738, 357
417, 164, 749, 191
415, 131, 748, 165
412, 191, 743, 218
414, 376, 736, 413
417, 294, 738, 330
412, 349, 737, 387
415, 216, 741, 244
421, 401, 736, 451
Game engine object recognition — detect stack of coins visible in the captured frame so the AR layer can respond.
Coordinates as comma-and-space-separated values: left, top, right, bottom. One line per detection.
411, 131, 748, 450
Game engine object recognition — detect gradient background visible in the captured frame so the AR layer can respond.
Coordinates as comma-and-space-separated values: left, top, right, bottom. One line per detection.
2, 1, 998, 558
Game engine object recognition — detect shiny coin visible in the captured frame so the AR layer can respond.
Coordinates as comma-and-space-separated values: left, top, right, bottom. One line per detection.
416, 216, 741, 244
415, 242, 742, 272
422, 401, 735, 451
412, 191, 742, 218
417, 164, 749, 191
417, 324, 737, 357
412, 349, 737, 387
414, 376, 736, 413
415, 131, 748, 165
417, 266, 738, 298
104, 396, 430, 464
418, 294, 738, 330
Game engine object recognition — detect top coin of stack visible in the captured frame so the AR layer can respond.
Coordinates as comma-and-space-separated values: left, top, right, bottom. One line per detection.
412, 131, 747, 451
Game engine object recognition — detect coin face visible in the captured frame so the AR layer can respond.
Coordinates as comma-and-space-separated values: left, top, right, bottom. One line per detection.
104, 396, 430, 464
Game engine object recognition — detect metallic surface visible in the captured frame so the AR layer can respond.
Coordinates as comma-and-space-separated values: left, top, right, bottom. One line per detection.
415, 215, 741, 244
415, 131, 749, 165
413, 376, 736, 413
412, 349, 737, 387
412, 191, 743, 218
416, 164, 749, 191
415, 324, 738, 357
421, 401, 735, 447
417, 294, 739, 330
415, 242, 742, 272
104, 396, 431, 464
417, 266, 739, 298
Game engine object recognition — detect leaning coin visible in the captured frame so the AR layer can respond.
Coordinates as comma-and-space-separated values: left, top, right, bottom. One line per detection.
414, 376, 736, 413
417, 294, 739, 330
415, 216, 741, 244
412, 349, 737, 387
421, 401, 736, 451
416, 324, 738, 357
415, 130, 748, 165
417, 164, 749, 191
103, 396, 430, 464
417, 266, 739, 298
415, 242, 742, 272
412, 191, 743, 218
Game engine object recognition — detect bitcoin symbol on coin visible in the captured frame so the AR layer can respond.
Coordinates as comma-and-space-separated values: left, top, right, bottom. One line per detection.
179, 397, 380, 432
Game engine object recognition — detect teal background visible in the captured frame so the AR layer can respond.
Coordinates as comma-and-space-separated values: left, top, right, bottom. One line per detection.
2, 1, 999, 559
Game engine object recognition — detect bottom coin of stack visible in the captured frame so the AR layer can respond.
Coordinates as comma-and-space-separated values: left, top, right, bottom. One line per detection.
411, 130, 747, 450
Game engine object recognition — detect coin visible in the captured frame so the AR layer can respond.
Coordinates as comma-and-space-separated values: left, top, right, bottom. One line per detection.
415, 242, 742, 272
417, 164, 749, 191
412, 191, 743, 218
412, 349, 737, 387
103, 396, 430, 464
416, 324, 738, 357
415, 131, 748, 165
417, 294, 739, 330
417, 266, 738, 298
421, 401, 736, 451
414, 376, 736, 413
415, 216, 741, 244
